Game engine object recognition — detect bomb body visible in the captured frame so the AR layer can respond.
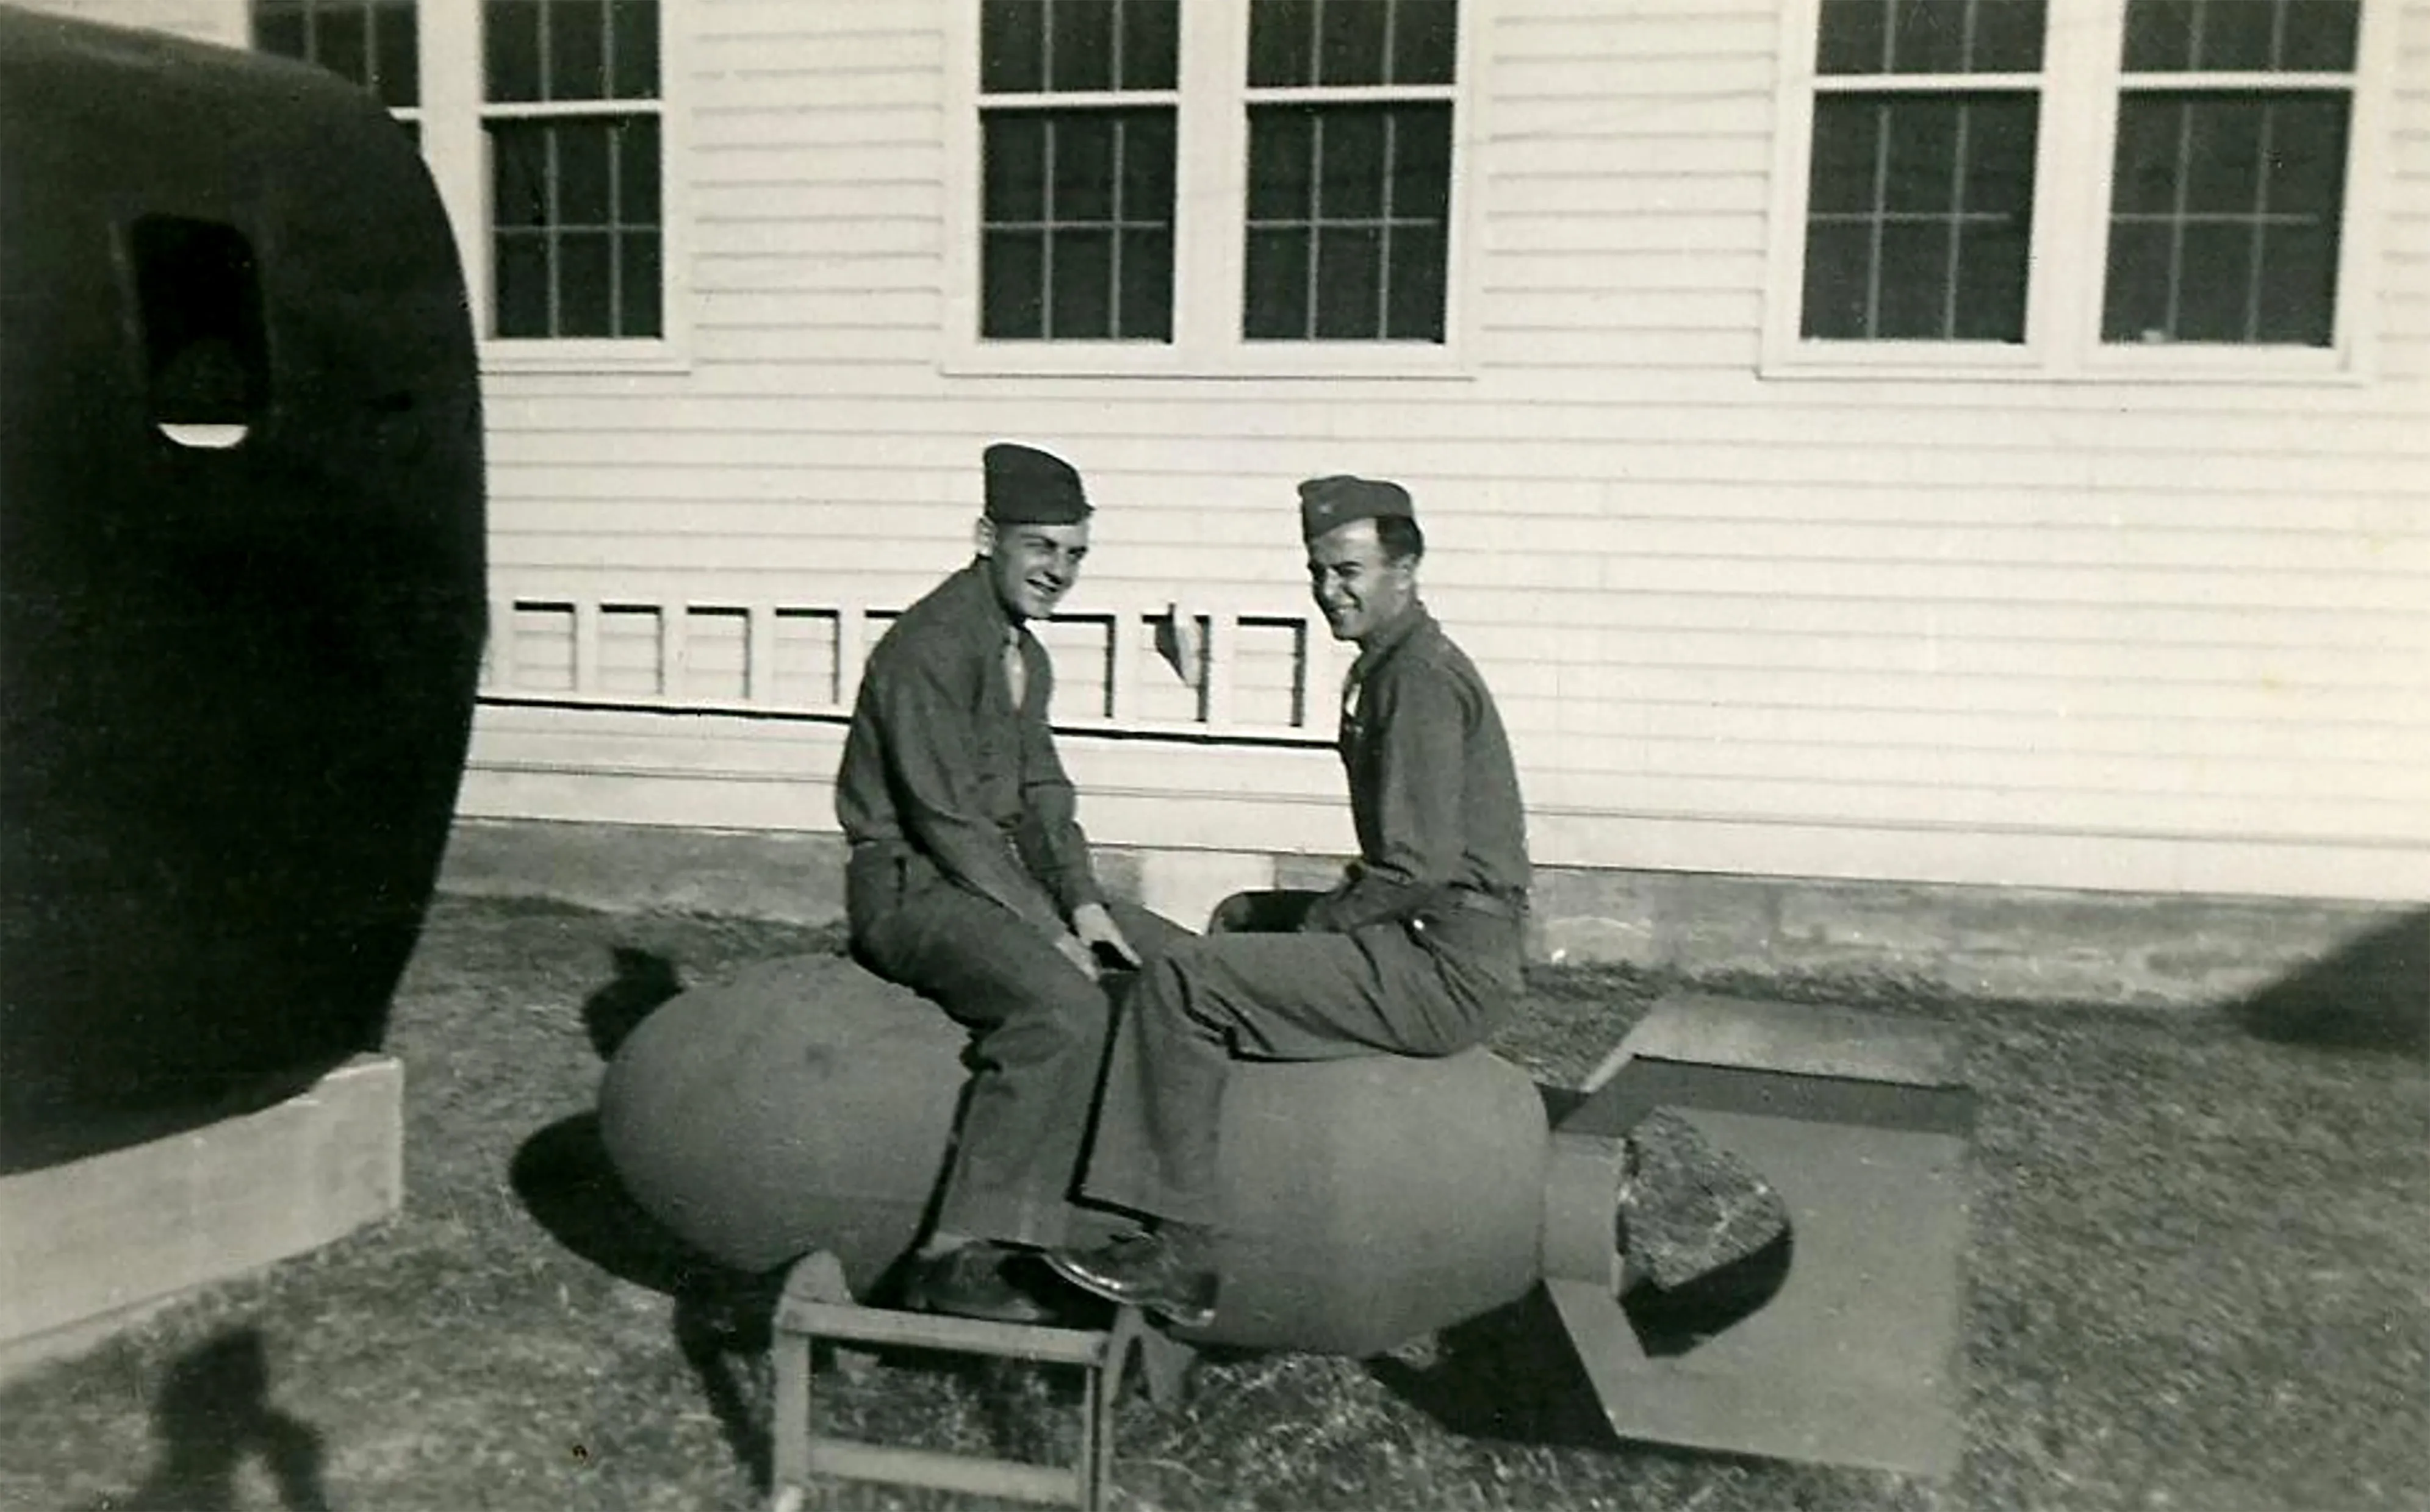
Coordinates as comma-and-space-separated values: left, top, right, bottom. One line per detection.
599, 952, 1548, 1354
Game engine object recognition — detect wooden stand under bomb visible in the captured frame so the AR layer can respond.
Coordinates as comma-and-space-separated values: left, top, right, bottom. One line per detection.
765, 1252, 1176, 1512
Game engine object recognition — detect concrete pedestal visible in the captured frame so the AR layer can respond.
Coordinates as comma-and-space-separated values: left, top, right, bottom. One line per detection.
0, 1055, 403, 1381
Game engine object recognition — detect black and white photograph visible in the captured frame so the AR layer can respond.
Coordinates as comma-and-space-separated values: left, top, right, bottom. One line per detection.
1, 1, 2423, 1509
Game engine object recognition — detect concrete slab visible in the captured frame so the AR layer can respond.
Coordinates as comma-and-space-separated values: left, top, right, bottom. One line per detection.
0, 1055, 403, 1382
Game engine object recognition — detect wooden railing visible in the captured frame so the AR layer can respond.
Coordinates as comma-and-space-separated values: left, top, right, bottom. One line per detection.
477, 587, 1345, 746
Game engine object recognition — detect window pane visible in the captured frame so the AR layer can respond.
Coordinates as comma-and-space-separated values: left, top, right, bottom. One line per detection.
1050, 229, 1114, 337
558, 230, 614, 335
1807, 98, 1885, 213
610, 0, 658, 98
2172, 223, 2253, 340
487, 0, 543, 101
1121, 0, 1179, 90
493, 126, 551, 229
1121, 228, 1175, 339
255, 4, 306, 60
1819, 0, 2045, 74
1051, 0, 1115, 91
2266, 95, 2348, 215
1247, 108, 1315, 220
1890, 1, 1969, 74
1314, 226, 1384, 337
620, 230, 663, 337
985, 115, 1050, 221
982, 0, 1045, 92
2182, 98, 2263, 214
318, 5, 367, 87
1251, 0, 1319, 86
1392, 107, 1453, 220
1802, 92, 2035, 340
550, 0, 608, 100
1244, 227, 1312, 338
1952, 215, 2030, 339
2103, 91, 2345, 345
1386, 223, 1447, 339
618, 116, 662, 224
2124, 0, 2359, 72
2256, 221, 2337, 343
1320, 0, 1387, 85
1874, 221, 1952, 337
1123, 110, 1177, 220
2102, 221, 2170, 342
983, 229, 1048, 337
494, 232, 551, 336
558, 126, 612, 225
1392, 0, 1459, 84
1052, 115, 1117, 222
2281, 0, 2362, 71
372, 2, 418, 107
1882, 98, 1960, 212
1320, 110, 1387, 218
1801, 222, 1876, 339
1969, 0, 2045, 72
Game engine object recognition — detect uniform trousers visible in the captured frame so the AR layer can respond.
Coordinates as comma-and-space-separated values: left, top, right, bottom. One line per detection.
1080, 888, 1523, 1230
846, 843, 1188, 1249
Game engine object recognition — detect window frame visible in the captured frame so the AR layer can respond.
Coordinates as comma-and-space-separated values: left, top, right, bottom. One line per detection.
1761, 0, 2392, 384
412, 0, 689, 373
941, 0, 1483, 380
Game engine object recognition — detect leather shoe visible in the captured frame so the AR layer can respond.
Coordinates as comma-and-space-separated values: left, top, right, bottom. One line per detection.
904, 1242, 1060, 1325
1044, 1227, 1218, 1328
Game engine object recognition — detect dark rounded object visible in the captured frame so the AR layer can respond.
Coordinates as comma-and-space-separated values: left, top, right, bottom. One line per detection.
0, 14, 484, 1169
599, 953, 1551, 1356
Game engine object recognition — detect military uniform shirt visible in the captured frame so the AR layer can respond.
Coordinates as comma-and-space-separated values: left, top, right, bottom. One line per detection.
1322, 604, 1529, 927
835, 562, 1099, 934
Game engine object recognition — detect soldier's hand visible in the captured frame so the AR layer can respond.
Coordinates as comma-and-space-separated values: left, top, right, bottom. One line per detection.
1069, 901, 1141, 970
1053, 930, 1101, 982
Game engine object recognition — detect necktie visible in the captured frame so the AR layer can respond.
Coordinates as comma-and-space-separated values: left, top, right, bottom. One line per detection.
1004, 627, 1028, 710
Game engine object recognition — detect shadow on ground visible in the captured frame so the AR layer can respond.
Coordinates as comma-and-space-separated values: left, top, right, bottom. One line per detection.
511, 945, 788, 1492
1369, 1231, 1792, 1451
73, 1328, 330, 1511
2230, 908, 2428, 1057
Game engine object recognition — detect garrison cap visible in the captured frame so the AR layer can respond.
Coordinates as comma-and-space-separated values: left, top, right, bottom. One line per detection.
983, 442, 1091, 525
1298, 474, 1415, 540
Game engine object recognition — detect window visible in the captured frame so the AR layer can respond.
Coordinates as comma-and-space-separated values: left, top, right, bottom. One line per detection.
952, 0, 1472, 375
2104, 0, 2356, 346
1242, 0, 1458, 341
1770, 0, 2378, 376
254, 0, 420, 117
254, 0, 672, 360
484, 1, 663, 339
1801, 0, 2043, 342
979, 0, 1179, 340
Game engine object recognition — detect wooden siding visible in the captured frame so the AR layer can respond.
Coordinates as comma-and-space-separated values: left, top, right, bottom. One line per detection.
61, 0, 2430, 900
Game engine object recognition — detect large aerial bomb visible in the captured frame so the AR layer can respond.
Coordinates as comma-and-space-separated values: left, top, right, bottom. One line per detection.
0, 12, 485, 1170
599, 953, 1548, 1356
600, 954, 1976, 1477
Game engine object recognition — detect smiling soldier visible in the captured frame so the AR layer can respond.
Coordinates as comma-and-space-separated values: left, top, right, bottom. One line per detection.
1046, 474, 1531, 1327
835, 442, 1187, 1323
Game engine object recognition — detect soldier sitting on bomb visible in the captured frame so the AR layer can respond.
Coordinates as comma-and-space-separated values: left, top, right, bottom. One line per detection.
1044, 476, 1532, 1328
835, 442, 1188, 1324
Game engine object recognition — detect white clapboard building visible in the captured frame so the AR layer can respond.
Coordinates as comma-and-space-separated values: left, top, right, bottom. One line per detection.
32, 0, 2430, 945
